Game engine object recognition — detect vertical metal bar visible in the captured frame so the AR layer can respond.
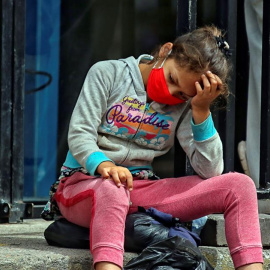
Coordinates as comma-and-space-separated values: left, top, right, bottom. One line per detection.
0, 0, 27, 222
224, 0, 237, 173
260, 0, 270, 188
121, 0, 135, 57
174, 0, 197, 177
176, 0, 197, 35
12, 0, 25, 202
233, 0, 249, 174
216, 0, 237, 173
0, 0, 13, 204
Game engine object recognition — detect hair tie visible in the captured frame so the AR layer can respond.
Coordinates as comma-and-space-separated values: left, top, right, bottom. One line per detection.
215, 36, 232, 58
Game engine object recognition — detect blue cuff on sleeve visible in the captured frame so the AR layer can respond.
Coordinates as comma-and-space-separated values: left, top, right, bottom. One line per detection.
63, 150, 82, 168
86, 152, 113, 176
191, 113, 216, 141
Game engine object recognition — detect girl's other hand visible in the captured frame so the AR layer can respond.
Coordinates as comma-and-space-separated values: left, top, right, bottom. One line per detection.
96, 161, 133, 191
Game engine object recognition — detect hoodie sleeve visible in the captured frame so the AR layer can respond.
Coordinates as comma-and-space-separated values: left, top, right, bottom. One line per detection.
176, 109, 224, 179
67, 61, 116, 175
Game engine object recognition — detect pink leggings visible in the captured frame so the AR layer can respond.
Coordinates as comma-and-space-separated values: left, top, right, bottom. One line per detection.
55, 172, 263, 269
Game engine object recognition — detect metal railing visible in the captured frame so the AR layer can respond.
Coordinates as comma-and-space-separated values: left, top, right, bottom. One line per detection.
0, 0, 269, 222
0, 0, 32, 223
174, 0, 237, 177
175, 0, 270, 193
260, 0, 270, 190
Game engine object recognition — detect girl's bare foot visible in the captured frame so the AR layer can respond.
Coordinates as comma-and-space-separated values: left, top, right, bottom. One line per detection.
237, 263, 263, 270
95, 262, 121, 270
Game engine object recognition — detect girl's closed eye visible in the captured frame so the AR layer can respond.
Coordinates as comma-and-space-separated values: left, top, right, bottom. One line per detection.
168, 74, 188, 100
169, 73, 175, 84
178, 91, 189, 101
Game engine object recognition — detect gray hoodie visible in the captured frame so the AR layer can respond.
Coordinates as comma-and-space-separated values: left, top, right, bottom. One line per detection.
64, 55, 224, 179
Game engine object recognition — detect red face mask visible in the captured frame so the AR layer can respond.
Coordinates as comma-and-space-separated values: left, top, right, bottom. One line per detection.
147, 56, 185, 105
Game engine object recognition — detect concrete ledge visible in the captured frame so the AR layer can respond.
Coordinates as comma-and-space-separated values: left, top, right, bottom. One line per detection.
0, 219, 270, 270
201, 246, 270, 270
200, 214, 270, 247
258, 199, 270, 214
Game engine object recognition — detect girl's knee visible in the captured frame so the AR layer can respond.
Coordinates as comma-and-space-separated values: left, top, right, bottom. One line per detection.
96, 179, 130, 207
226, 172, 255, 186
222, 172, 257, 195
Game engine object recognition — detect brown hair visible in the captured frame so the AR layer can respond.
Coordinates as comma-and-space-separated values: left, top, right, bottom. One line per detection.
151, 25, 232, 108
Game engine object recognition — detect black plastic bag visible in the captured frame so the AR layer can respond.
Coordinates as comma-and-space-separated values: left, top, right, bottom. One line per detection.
124, 236, 214, 270
124, 212, 169, 252
44, 216, 213, 269
44, 218, 90, 249
124, 209, 201, 252
44, 214, 170, 251
138, 207, 201, 246
44, 210, 200, 252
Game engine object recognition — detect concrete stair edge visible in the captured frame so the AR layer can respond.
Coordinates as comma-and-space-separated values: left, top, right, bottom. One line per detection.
0, 217, 270, 270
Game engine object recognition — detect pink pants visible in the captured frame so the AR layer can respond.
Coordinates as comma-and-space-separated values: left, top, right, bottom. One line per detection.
55, 172, 263, 269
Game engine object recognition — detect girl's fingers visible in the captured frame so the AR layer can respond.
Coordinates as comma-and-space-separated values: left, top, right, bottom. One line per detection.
201, 74, 211, 92
195, 81, 203, 92
192, 72, 223, 109
109, 167, 122, 187
120, 170, 133, 191
118, 171, 127, 182
215, 76, 223, 92
206, 71, 223, 92
126, 173, 134, 191
104, 167, 133, 190
209, 77, 218, 91
101, 169, 110, 179
214, 74, 222, 85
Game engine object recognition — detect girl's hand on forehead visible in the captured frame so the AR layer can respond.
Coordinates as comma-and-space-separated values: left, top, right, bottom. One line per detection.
191, 71, 223, 111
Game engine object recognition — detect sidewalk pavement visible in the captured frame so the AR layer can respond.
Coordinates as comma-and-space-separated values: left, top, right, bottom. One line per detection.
0, 217, 270, 270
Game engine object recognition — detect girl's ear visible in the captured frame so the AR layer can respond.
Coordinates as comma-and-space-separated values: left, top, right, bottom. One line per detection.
159, 42, 173, 58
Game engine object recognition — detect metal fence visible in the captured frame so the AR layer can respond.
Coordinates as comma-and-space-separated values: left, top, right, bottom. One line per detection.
260, 0, 270, 190
0, 0, 269, 222
174, 0, 270, 195
0, 0, 32, 223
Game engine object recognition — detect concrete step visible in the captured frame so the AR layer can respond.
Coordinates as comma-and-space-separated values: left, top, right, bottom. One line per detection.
0, 218, 269, 270
200, 213, 270, 247
258, 199, 270, 214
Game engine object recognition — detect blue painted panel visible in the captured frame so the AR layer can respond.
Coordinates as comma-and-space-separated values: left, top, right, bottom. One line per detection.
24, 0, 60, 199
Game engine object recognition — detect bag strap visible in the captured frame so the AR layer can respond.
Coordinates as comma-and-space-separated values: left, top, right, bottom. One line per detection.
175, 101, 191, 132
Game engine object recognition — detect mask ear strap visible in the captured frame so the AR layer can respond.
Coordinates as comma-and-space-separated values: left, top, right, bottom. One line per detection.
158, 49, 172, 68
153, 49, 172, 69
153, 60, 159, 68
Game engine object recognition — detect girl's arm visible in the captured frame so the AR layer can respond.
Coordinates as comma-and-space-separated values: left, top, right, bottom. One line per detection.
176, 71, 224, 179
67, 61, 133, 188
68, 61, 113, 173
176, 109, 224, 179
